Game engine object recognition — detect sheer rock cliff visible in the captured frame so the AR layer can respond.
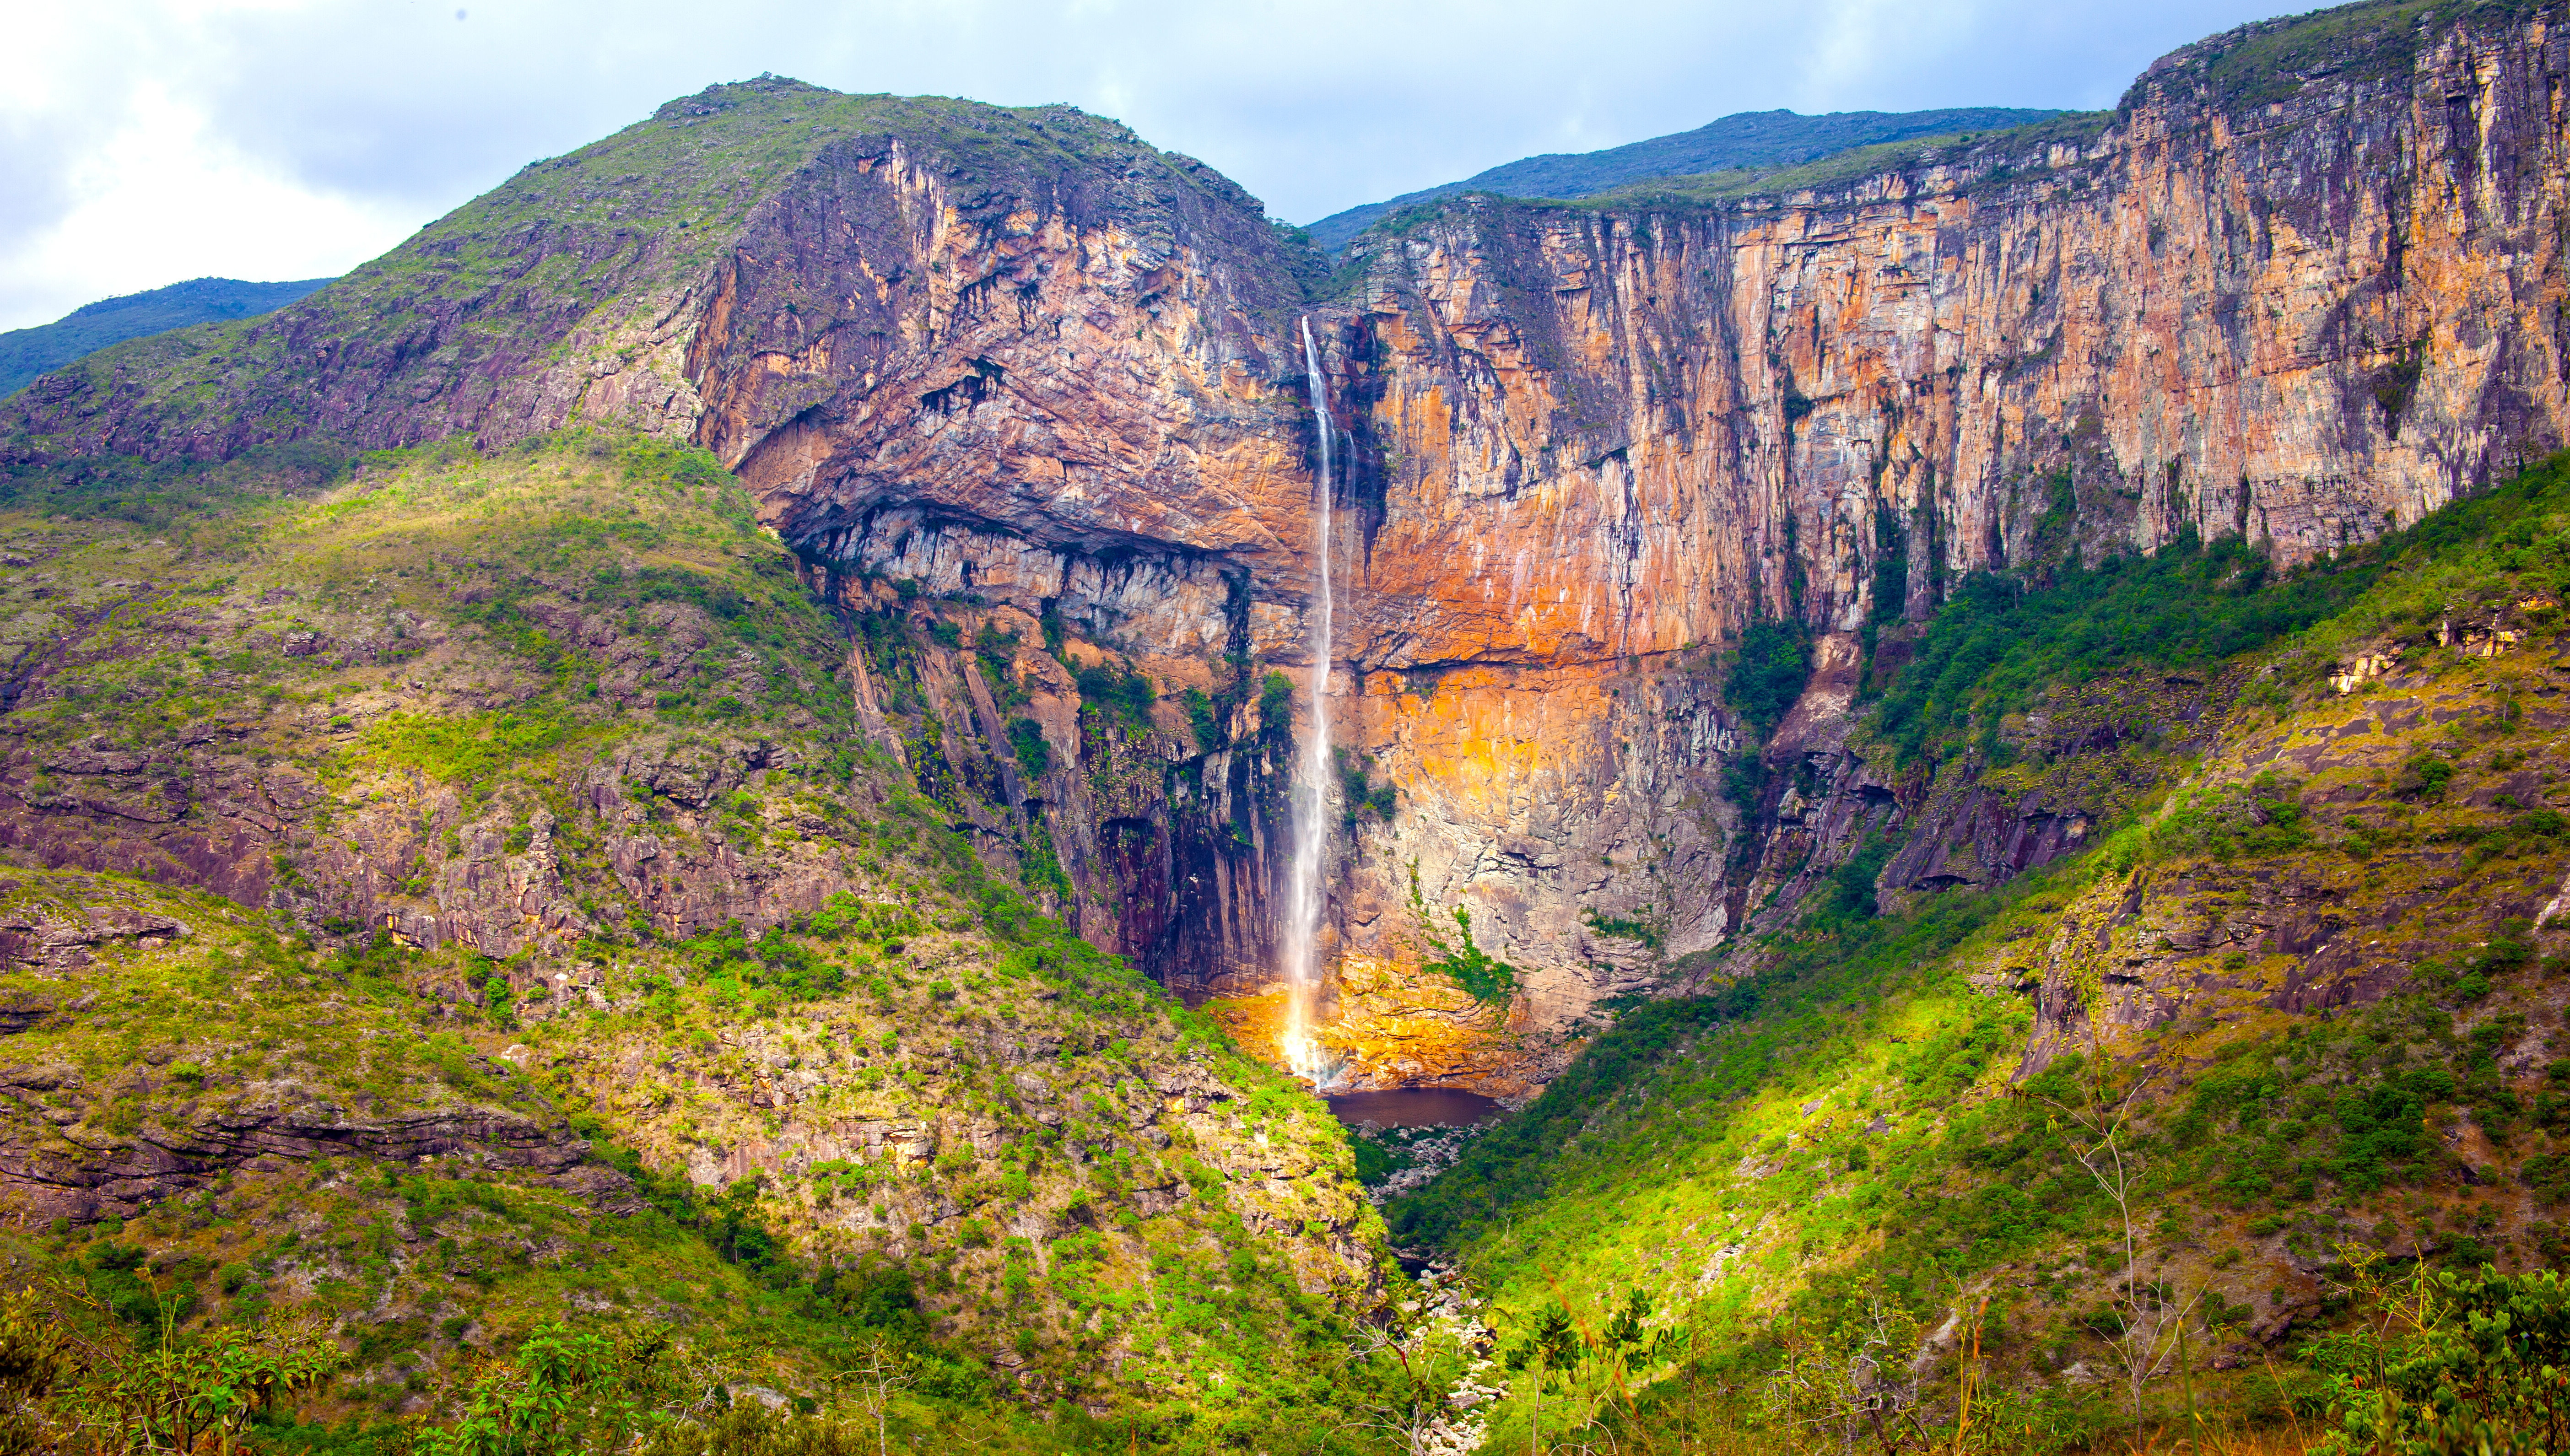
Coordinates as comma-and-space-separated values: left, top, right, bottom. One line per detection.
11, 4, 2570, 1087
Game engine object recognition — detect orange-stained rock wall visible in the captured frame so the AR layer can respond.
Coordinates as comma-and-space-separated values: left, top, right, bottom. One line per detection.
1292, 11, 2570, 1071
20, 16, 2570, 1086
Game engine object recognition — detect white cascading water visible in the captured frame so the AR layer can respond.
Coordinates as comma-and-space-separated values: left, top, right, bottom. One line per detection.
1282, 318, 1337, 1082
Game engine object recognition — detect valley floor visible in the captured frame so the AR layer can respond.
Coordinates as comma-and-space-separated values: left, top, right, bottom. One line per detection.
13, 455, 2570, 1453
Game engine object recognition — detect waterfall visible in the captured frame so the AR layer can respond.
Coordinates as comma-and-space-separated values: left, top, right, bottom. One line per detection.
1282, 318, 1337, 1083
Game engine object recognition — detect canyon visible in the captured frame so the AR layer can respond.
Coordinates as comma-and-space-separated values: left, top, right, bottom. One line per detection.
10, 2, 2570, 1095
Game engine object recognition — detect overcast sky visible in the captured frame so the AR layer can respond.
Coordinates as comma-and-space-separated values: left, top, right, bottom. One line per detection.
4, 0, 2293, 332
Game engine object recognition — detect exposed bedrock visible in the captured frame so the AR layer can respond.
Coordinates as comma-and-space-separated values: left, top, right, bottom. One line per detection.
15, 10, 2570, 1083
740, 9, 2570, 1084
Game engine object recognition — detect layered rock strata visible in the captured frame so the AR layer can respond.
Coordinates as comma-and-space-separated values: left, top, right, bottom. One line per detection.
11, 5, 2570, 1084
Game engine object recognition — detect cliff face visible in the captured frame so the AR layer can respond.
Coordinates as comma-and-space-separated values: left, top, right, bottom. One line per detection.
1371, 461, 2570, 1383
12, 5, 2570, 1089
1292, 0, 2570, 1073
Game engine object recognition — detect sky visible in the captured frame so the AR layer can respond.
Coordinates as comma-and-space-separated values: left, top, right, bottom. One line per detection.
3, 0, 2296, 333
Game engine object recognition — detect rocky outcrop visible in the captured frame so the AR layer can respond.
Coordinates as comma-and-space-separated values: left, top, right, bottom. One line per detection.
0, 1060, 632, 1226
14, 5, 2570, 1083
1990, 664, 2570, 1081
0, 539, 870, 964
1311, 3, 2570, 1024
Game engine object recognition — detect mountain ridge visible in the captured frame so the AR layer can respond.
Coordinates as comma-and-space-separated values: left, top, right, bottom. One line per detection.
0, 275, 332, 400
4, 0, 2570, 1440
1300, 105, 2064, 251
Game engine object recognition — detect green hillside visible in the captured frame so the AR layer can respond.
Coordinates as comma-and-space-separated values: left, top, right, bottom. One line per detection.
1302, 107, 2060, 251
0, 278, 331, 400
0, 434, 1412, 1451
1375, 459, 2570, 1452
0, 77, 1309, 466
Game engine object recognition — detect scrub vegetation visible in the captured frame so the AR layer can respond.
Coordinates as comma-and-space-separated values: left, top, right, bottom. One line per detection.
0, 431, 1432, 1451
1381, 455, 2570, 1453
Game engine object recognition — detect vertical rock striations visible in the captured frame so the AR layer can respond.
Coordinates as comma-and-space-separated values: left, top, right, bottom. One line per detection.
1292, 0, 2570, 1075
12, 3, 2570, 1085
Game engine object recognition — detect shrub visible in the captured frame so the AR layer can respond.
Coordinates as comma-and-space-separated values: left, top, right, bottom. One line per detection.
1075, 662, 1155, 731
1005, 717, 1049, 779
361, 707, 572, 784
1725, 617, 1812, 739
2393, 750, 2456, 801
1258, 671, 1294, 742
1336, 749, 1396, 824
1182, 686, 1226, 749
2309, 1265, 2570, 1455
1407, 866, 1518, 1006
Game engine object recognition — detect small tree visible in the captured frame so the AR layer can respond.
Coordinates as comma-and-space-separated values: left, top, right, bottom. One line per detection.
416, 1322, 675, 1456
2303, 1247, 2570, 1454
0, 1291, 66, 1456
1763, 1292, 1927, 1454
1339, 1318, 1475, 1456
57, 1299, 340, 1455
1763, 1288, 2010, 1456
2037, 1062, 2201, 1445
844, 1335, 913, 1456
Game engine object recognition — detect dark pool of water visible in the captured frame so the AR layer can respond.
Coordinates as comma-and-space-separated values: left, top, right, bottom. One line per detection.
1324, 1088, 1504, 1127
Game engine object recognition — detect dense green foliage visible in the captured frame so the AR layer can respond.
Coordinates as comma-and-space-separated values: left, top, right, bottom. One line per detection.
1869, 502, 1910, 628
1724, 617, 1813, 740
1074, 661, 1157, 732
1006, 717, 1051, 778
1875, 532, 2378, 766
1336, 749, 1397, 827
1258, 671, 1294, 743
1179, 687, 1226, 750
1880, 454, 2570, 770
2308, 1262, 2570, 1455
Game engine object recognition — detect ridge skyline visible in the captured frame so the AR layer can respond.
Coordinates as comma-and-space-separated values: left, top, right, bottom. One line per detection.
2, 0, 2289, 333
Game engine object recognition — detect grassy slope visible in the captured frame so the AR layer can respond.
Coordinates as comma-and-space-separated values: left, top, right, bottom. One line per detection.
0, 78, 1292, 459
0, 436, 1401, 1449
1384, 458, 2570, 1449
0, 279, 333, 401
2168, 0, 2552, 113
0, 83, 835, 450
1, 869, 842, 1433
1302, 107, 2060, 252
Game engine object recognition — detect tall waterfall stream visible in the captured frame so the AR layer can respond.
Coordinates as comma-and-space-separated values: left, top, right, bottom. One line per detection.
1283, 318, 1338, 1083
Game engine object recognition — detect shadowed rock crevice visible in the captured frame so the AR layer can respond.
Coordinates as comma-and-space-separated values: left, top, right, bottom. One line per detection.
12, 5, 2570, 1088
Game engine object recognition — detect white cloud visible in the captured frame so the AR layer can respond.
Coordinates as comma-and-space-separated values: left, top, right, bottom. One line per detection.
2, 0, 2290, 331
3, 83, 417, 324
